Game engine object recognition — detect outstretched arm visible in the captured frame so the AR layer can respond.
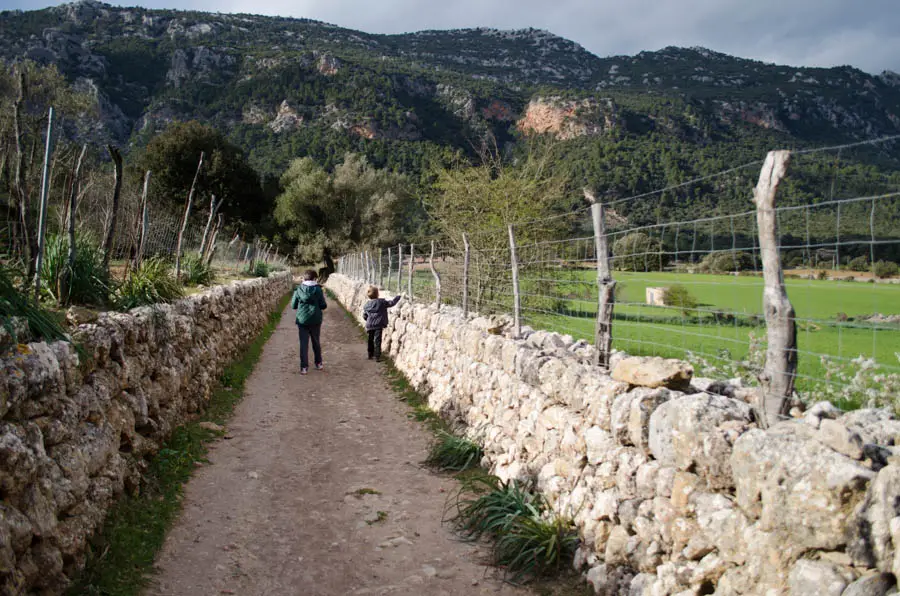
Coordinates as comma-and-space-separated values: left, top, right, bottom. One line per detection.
318, 288, 327, 311
291, 289, 299, 310
387, 295, 402, 307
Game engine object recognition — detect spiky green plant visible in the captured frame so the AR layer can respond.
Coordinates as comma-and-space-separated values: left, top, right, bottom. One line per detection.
1, 263, 67, 344
493, 514, 579, 583
426, 430, 483, 471
447, 475, 544, 541
180, 255, 215, 286
247, 261, 270, 278
115, 258, 184, 310
41, 234, 110, 306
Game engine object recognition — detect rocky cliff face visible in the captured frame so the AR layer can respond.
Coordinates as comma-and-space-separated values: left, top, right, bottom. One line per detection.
518, 97, 618, 140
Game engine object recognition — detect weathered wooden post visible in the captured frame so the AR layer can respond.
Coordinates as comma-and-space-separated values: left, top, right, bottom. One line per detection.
397, 244, 404, 294
754, 150, 796, 428
101, 144, 123, 269
387, 246, 393, 291
135, 170, 151, 269
508, 224, 521, 338
378, 247, 384, 287
586, 189, 617, 369
33, 107, 54, 304
408, 243, 415, 298
429, 240, 442, 307
462, 233, 470, 318
175, 151, 205, 281
60, 143, 88, 305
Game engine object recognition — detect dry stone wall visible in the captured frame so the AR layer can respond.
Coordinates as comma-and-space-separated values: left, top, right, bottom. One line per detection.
329, 274, 900, 596
1, 273, 292, 595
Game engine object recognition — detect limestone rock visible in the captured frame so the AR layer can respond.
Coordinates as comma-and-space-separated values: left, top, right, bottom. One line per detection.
585, 426, 615, 465
65, 306, 98, 327
648, 393, 754, 486
842, 572, 897, 596
848, 464, 900, 570
788, 559, 855, 596
733, 425, 875, 551
612, 356, 693, 390
841, 409, 900, 446
818, 418, 865, 459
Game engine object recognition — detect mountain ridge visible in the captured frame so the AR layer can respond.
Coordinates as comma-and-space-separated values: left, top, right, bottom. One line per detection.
1, 0, 898, 192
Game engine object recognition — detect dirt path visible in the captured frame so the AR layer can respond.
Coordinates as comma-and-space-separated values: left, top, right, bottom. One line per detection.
147, 300, 528, 596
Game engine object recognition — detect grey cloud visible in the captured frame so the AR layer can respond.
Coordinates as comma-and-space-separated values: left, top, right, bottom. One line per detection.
9, 0, 900, 73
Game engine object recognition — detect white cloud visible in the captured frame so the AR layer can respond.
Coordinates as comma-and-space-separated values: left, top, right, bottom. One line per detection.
7, 0, 899, 73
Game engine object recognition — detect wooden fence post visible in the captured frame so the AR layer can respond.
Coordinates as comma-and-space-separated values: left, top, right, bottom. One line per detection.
175, 151, 204, 281
198, 194, 222, 258
508, 224, 521, 338
60, 143, 88, 305
101, 144, 123, 269
462, 233, 470, 318
397, 244, 403, 294
429, 240, 442, 308
378, 247, 383, 287
586, 190, 617, 369
33, 107, 54, 304
754, 150, 796, 428
135, 170, 151, 269
408, 243, 414, 298
387, 246, 393, 291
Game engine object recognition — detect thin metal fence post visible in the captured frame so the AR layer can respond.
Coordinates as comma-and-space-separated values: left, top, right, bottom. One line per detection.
588, 194, 617, 369
462, 233, 470, 318
754, 150, 796, 428
33, 107, 54, 303
408, 243, 414, 299
429, 240, 442, 308
508, 224, 521, 338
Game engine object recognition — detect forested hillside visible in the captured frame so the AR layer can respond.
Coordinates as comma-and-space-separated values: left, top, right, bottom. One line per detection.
1, 0, 899, 238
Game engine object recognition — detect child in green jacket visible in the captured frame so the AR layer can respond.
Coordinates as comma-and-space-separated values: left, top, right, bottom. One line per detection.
291, 269, 327, 374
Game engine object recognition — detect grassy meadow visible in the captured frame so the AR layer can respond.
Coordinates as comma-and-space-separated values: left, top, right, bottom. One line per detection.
404, 267, 900, 400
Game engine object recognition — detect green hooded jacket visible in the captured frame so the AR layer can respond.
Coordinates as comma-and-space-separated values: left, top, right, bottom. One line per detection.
292, 281, 327, 326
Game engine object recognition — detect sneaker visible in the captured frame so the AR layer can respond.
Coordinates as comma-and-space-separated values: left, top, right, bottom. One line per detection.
315, 362, 324, 371
300, 368, 308, 375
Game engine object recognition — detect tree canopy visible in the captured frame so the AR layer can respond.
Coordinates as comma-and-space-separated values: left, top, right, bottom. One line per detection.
136, 121, 263, 223
274, 152, 412, 262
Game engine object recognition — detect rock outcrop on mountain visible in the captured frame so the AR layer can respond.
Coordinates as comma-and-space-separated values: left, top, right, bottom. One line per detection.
518, 96, 618, 139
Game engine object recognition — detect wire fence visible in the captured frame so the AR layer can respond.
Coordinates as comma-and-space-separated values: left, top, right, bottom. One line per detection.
101, 205, 287, 277
339, 139, 900, 418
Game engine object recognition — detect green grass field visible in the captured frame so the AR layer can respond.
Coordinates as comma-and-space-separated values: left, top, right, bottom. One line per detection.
402, 268, 900, 402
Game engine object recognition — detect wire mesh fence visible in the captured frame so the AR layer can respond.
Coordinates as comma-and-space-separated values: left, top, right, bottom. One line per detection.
339, 138, 900, 416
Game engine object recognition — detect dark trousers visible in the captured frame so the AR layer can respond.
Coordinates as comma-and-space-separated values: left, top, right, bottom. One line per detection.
297, 324, 322, 369
367, 328, 383, 359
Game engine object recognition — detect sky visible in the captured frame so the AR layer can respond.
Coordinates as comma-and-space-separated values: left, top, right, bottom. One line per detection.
4, 0, 899, 75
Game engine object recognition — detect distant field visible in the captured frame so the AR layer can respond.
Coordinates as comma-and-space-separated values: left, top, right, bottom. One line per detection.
405, 268, 900, 400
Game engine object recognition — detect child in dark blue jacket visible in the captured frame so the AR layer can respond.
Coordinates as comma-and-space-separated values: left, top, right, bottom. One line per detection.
362, 286, 402, 361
